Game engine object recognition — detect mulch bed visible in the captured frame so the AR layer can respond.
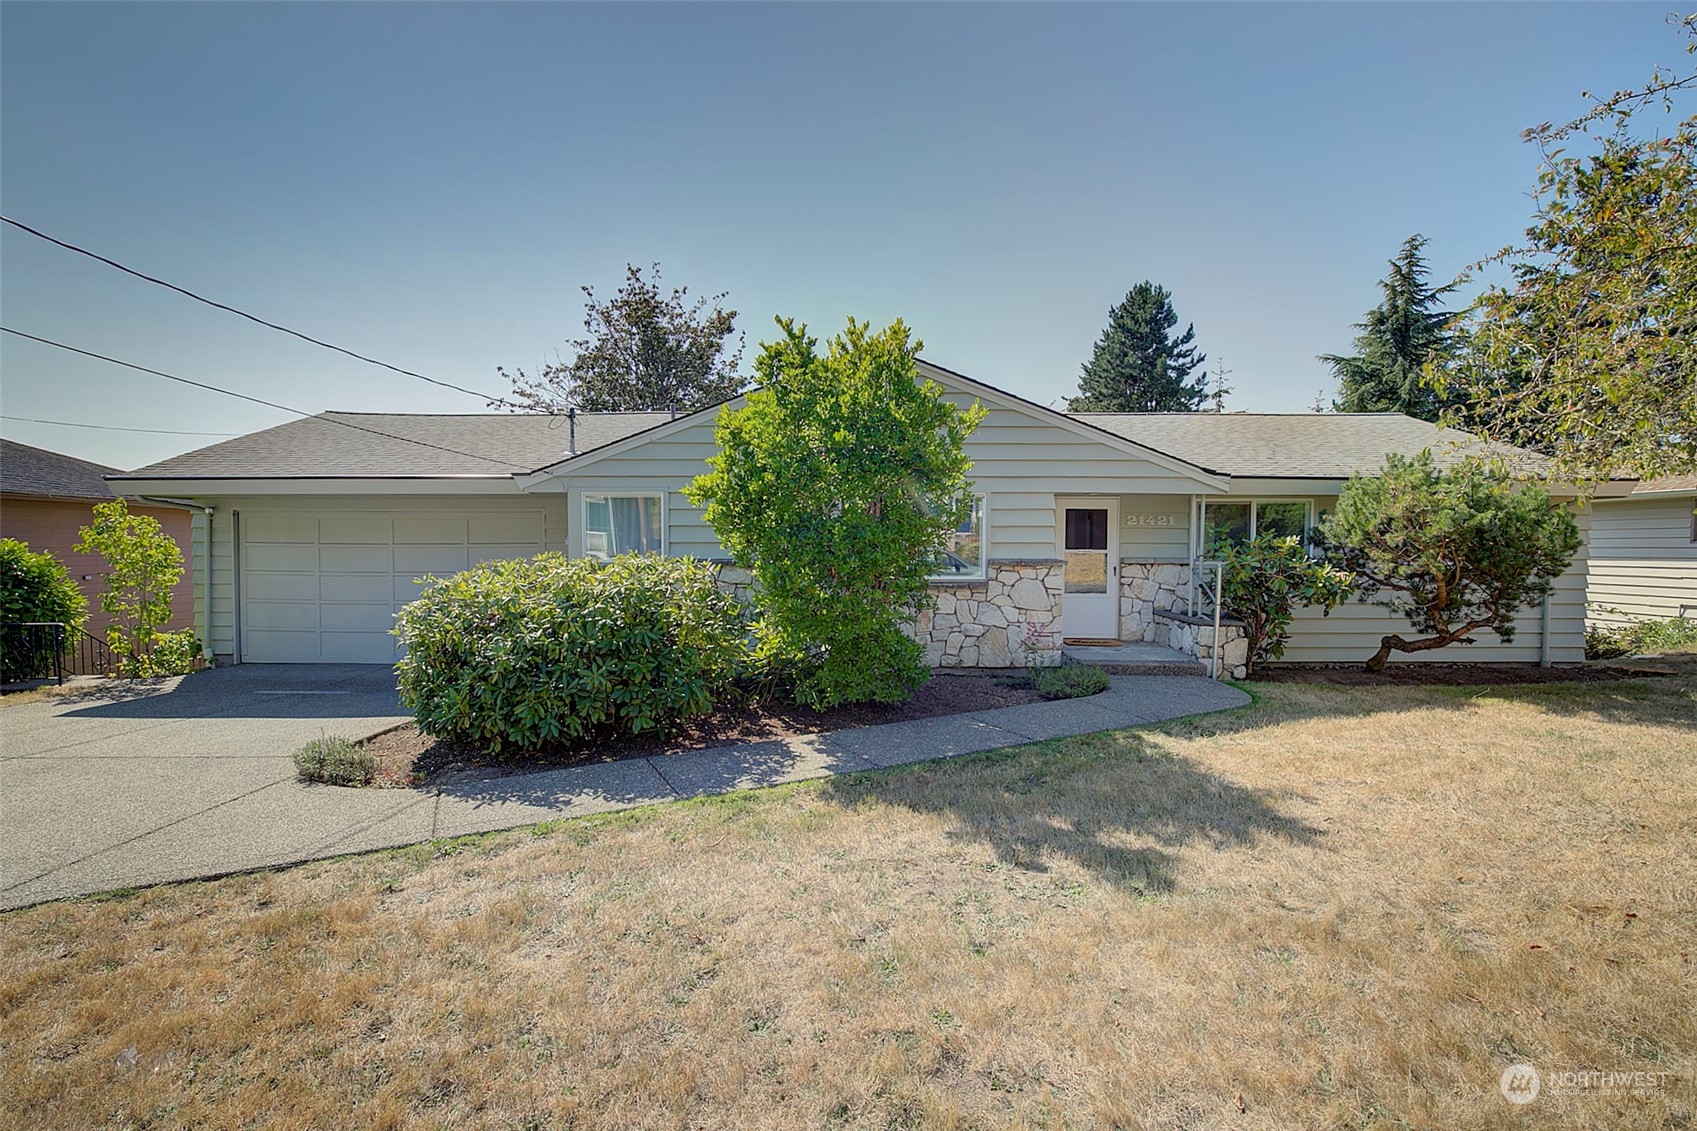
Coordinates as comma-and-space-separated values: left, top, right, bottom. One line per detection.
362, 672, 1043, 787
1254, 662, 1681, 687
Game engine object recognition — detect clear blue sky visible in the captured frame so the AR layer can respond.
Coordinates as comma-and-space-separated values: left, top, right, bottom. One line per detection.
1, 2, 1686, 469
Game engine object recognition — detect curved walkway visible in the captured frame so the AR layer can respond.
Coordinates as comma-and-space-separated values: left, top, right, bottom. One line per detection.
0, 665, 1249, 910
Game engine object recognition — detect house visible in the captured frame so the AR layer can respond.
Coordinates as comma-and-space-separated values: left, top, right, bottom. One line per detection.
0, 438, 195, 642
1585, 477, 1697, 626
107, 362, 1616, 674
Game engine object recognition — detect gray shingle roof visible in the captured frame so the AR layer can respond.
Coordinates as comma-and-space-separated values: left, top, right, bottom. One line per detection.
121, 411, 676, 479
1, 438, 121, 499
1069, 412, 1547, 479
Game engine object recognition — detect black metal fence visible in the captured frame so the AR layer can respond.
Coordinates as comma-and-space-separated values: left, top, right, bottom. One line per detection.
0, 622, 120, 684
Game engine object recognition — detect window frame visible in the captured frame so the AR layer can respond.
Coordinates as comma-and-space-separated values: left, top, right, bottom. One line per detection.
581, 491, 667, 560
1199, 498, 1315, 551
929, 493, 988, 582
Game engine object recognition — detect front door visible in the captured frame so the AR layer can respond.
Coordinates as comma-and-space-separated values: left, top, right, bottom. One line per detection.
1057, 498, 1119, 642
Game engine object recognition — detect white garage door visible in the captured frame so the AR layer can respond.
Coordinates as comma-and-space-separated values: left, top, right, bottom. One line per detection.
240, 510, 548, 663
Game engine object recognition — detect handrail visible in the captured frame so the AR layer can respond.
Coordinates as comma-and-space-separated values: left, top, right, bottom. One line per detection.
0, 622, 120, 684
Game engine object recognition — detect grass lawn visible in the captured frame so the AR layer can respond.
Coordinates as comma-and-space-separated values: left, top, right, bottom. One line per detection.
2, 676, 1693, 1129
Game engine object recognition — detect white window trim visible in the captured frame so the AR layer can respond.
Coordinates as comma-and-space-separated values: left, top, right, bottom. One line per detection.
581, 490, 667, 559
929, 493, 988, 581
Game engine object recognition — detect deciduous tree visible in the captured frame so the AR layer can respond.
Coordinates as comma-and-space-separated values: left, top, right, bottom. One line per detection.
687, 317, 984, 707
74, 500, 185, 676
498, 263, 748, 414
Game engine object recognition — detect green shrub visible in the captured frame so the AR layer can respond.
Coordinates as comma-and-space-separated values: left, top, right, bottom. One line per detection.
1034, 664, 1111, 700
141, 629, 203, 676
1586, 616, 1697, 660
0, 538, 88, 682
394, 553, 745, 753
293, 735, 375, 787
1213, 533, 1353, 677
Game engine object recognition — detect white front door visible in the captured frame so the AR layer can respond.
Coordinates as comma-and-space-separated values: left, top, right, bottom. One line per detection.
1057, 497, 1119, 642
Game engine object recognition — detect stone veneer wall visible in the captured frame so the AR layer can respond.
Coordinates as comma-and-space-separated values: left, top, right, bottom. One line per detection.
912, 560, 1064, 669
1118, 562, 1193, 642
1155, 611, 1249, 680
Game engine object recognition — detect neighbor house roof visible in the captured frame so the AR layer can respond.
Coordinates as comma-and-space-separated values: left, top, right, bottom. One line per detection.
1, 438, 121, 500
1068, 412, 1547, 480
1623, 475, 1697, 497
120, 411, 676, 479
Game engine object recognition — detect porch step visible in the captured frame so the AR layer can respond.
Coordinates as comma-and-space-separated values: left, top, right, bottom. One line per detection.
1059, 641, 1210, 677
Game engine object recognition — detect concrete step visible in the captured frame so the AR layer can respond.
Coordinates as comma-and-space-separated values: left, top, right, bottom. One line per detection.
1060, 641, 1211, 677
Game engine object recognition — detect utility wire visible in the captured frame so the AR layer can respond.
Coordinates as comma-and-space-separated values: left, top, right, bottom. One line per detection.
0, 328, 533, 472
1, 214, 515, 407
1, 414, 238, 437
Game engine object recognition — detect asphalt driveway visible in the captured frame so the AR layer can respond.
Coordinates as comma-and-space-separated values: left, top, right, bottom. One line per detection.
0, 665, 1249, 910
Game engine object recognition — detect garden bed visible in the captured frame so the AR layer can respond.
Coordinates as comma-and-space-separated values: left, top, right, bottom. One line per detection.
1256, 661, 1681, 686
363, 672, 1045, 786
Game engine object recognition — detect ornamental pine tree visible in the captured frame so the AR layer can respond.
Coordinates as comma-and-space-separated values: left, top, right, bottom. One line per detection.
1322, 235, 1457, 420
1067, 282, 1207, 412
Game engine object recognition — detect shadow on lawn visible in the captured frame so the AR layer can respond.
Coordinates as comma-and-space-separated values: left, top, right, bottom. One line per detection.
822, 728, 1323, 896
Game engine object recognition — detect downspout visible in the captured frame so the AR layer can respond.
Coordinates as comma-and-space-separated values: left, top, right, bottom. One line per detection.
1539, 593, 1552, 668
140, 496, 214, 663
231, 510, 242, 665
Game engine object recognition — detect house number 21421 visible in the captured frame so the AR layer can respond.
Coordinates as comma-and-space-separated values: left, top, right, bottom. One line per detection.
1123, 514, 1177, 527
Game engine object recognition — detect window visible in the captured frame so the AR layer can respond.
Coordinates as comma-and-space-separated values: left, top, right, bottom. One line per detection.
930, 495, 986, 580
1202, 499, 1313, 550
583, 493, 664, 559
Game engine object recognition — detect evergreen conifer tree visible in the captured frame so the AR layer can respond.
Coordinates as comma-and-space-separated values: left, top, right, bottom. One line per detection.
1322, 235, 1457, 419
1067, 282, 1206, 412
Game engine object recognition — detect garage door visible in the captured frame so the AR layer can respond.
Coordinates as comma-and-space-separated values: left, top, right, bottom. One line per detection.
240, 510, 548, 663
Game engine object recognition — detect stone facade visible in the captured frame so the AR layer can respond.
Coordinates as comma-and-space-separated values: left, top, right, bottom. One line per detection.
1155, 609, 1249, 680
911, 560, 1064, 669
1118, 562, 1193, 642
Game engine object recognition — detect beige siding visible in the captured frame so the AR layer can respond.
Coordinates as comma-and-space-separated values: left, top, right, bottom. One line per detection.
1587, 496, 1697, 624
542, 418, 726, 560
189, 495, 566, 662
1117, 494, 1192, 561
1278, 503, 1589, 665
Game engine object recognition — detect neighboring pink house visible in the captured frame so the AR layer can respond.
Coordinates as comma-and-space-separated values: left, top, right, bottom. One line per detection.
0, 438, 194, 641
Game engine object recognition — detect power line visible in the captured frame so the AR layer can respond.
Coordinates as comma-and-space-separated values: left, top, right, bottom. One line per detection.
0, 328, 533, 472
1, 214, 515, 407
1, 414, 238, 436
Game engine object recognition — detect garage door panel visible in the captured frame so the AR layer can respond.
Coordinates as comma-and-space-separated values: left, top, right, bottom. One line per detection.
320, 546, 393, 573
243, 630, 320, 663
319, 632, 401, 663
246, 544, 319, 572
394, 515, 470, 544
319, 516, 392, 544
394, 546, 469, 574
246, 573, 318, 601
245, 514, 320, 543
246, 602, 320, 631
470, 514, 546, 544
324, 603, 399, 631
321, 574, 394, 602
472, 544, 543, 565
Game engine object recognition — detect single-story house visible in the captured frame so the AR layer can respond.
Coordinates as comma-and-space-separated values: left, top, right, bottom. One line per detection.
1, 438, 195, 642
108, 362, 1619, 675
1586, 477, 1697, 626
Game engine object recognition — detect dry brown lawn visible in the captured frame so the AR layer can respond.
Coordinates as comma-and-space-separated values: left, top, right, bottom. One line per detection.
2, 676, 1693, 1130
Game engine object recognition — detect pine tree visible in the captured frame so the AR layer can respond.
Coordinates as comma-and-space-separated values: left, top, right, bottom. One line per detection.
1321, 235, 1457, 420
1067, 282, 1206, 412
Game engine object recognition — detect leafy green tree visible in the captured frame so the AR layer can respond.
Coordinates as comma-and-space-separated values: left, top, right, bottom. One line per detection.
75, 499, 186, 676
1067, 282, 1207, 412
498, 263, 748, 414
0, 539, 88, 682
1434, 15, 1697, 479
687, 317, 985, 708
1318, 452, 1581, 671
1212, 534, 1353, 677
1321, 235, 1458, 420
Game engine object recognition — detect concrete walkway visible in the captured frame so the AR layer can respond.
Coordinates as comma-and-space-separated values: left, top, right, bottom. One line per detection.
0, 666, 1248, 910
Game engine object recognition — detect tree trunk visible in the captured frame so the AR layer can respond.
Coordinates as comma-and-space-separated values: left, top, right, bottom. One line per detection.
1364, 627, 1487, 672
